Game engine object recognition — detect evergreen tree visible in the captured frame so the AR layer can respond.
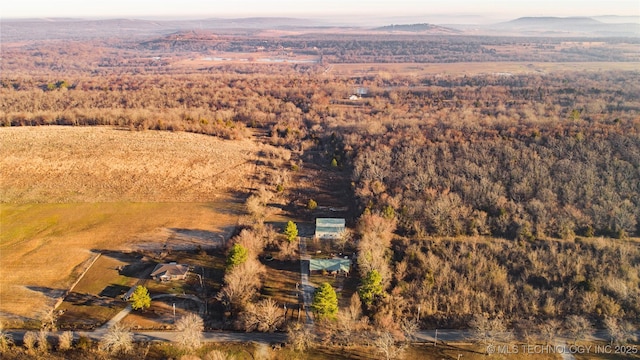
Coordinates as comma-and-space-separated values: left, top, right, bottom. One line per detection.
284, 221, 298, 243
312, 282, 338, 320
226, 243, 249, 269
358, 270, 384, 306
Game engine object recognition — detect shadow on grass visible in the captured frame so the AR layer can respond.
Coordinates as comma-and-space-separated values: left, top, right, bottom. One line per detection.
25, 286, 66, 298
99, 284, 130, 298
57, 292, 125, 330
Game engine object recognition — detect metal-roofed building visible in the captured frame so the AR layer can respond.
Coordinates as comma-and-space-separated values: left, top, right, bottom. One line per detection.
315, 218, 346, 239
309, 258, 351, 274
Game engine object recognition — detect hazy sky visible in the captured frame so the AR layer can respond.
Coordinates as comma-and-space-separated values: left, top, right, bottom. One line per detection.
3, 0, 639, 19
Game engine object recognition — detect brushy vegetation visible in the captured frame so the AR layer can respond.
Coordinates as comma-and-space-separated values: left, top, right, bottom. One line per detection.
388, 237, 640, 328
351, 123, 640, 240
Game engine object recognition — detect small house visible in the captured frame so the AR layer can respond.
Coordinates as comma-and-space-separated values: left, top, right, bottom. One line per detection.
315, 218, 346, 240
150, 263, 189, 282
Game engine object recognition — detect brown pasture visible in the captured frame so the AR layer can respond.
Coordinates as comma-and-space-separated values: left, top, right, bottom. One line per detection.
0, 126, 262, 325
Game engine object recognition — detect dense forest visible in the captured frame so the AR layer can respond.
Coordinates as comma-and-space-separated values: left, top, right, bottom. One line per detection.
351, 119, 640, 240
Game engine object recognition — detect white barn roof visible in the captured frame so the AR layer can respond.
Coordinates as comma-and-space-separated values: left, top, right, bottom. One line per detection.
315, 218, 346, 239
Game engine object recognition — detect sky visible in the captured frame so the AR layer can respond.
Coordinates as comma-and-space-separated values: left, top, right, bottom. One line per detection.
2, 0, 639, 20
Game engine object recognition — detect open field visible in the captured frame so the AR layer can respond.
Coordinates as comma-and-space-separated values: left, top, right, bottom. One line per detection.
0, 126, 259, 203
330, 61, 640, 77
0, 126, 266, 325
0, 201, 242, 325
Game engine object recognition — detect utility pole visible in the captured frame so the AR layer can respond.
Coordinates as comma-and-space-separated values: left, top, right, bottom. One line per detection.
434, 329, 438, 346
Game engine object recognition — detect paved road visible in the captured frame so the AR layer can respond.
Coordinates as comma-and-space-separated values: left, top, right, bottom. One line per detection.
414, 329, 640, 344
7, 328, 638, 347
6, 329, 286, 344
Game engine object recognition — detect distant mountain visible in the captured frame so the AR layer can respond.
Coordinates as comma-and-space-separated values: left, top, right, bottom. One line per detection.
593, 15, 640, 24
373, 23, 461, 34
0, 18, 177, 41
489, 16, 640, 37
0, 17, 325, 42
199, 17, 321, 28
505, 16, 603, 26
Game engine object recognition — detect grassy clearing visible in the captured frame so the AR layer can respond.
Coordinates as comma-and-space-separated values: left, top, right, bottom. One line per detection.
0, 126, 262, 325
261, 259, 301, 312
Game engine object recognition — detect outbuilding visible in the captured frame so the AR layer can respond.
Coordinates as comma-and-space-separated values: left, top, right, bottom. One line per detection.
315, 218, 346, 239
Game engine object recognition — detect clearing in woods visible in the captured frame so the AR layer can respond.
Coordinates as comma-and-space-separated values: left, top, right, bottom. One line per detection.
0, 126, 267, 325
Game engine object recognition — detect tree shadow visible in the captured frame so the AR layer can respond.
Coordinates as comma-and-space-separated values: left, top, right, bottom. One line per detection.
25, 286, 66, 299
262, 258, 300, 274
57, 292, 126, 330
167, 228, 228, 250
99, 284, 130, 298
97, 250, 157, 280
64, 292, 117, 307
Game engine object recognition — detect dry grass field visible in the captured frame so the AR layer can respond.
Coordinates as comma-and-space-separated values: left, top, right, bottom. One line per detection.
330, 61, 640, 77
0, 126, 267, 325
0, 126, 259, 203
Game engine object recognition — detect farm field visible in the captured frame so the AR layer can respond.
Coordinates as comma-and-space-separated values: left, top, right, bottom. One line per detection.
0, 126, 260, 203
329, 61, 640, 76
0, 126, 262, 326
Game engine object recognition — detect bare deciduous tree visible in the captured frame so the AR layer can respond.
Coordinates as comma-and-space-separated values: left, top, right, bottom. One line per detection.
564, 315, 594, 344
234, 229, 266, 259
0, 323, 14, 353
400, 318, 419, 343
99, 324, 133, 355
470, 314, 512, 346
605, 317, 638, 345
216, 259, 265, 313
347, 292, 363, 322
37, 329, 49, 354
333, 229, 352, 252
57, 331, 73, 351
540, 319, 562, 345
240, 298, 284, 332
287, 322, 315, 352
23, 331, 37, 354
41, 311, 57, 331
175, 313, 204, 352
277, 236, 298, 261
373, 331, 406, 360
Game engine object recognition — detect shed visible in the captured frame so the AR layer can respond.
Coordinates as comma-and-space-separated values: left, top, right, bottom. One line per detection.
315, 218, 346, 239
150, 263, 189, 281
